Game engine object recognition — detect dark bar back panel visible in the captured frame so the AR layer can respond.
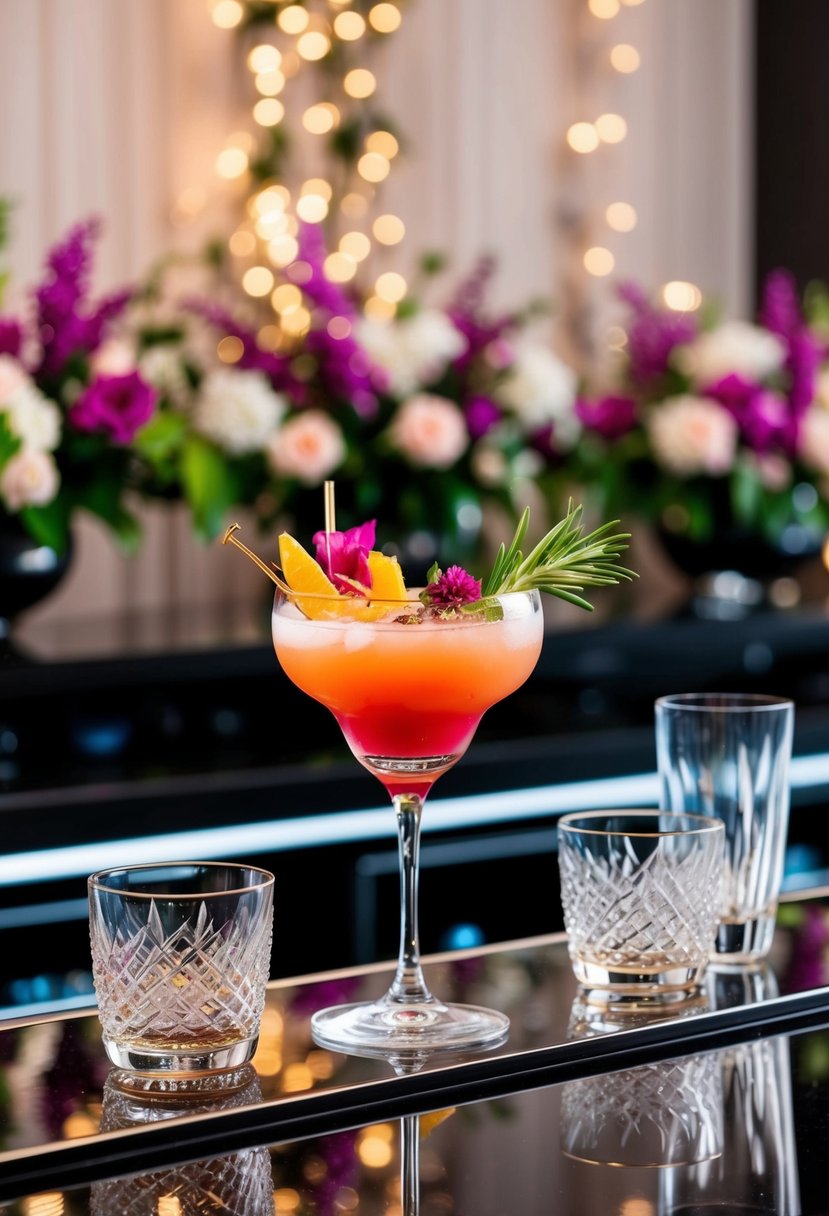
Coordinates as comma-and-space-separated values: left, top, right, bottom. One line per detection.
755, 0, 829, 301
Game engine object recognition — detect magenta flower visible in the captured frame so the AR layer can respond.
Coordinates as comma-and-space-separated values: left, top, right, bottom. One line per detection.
708, 370, 804, 455
68, 371, 157, 444
464, 395, 501, 439
0, 318, 22, 358
313, 519, 376, 593
575, 394, 637, 440
423, 564, 482, 608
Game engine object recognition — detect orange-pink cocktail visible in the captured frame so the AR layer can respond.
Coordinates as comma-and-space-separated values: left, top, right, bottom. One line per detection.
272, 590, 544, 798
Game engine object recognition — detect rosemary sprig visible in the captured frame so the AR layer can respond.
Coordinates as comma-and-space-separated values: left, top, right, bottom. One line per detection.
480, 501, 636, 611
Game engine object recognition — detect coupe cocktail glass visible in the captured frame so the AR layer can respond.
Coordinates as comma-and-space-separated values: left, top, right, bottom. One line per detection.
272, 584, 544, 1052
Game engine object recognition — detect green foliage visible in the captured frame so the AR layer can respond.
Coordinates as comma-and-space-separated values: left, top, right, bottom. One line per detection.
181, 434, 241, 542
0, 414, 21, 467
21, 498, 71, 554
482, 502, 635, 610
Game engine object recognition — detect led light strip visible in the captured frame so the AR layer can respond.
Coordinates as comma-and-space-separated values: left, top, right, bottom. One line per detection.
0, 751, 826, 888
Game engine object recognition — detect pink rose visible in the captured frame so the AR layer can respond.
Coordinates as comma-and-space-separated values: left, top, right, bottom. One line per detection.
0, 355, 29, 404
90, 338, 136, 377
798, 406, 829, 478
266, 410, 346, 485
647, 395, 738, 477
391, 394, 468, 469
0, 449, 59, 510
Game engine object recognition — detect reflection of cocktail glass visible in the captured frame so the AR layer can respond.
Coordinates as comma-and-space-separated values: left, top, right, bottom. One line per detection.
272, 584, 544, 1052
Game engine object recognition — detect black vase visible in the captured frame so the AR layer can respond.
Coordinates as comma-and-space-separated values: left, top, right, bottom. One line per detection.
0, 514, 73, 641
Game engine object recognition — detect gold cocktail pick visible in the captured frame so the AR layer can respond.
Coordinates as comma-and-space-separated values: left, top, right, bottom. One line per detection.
221, 522, 292, 593
323, 479, 336, 575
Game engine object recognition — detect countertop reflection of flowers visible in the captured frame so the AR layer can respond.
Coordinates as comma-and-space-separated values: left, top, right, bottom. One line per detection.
0, 205, 159, 553
129, 223, 578, 562
551, 271, 829, 560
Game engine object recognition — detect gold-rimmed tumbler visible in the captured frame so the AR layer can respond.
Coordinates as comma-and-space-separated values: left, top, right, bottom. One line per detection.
89, 861, 274, 1076
558, 810, 724, 1002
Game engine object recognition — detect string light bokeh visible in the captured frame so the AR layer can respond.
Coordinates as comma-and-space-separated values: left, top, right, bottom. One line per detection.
207, 0, 409, 350
562, 0, 703, 370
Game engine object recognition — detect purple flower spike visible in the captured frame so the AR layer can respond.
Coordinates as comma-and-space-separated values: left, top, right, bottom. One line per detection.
424, 564, 482, 608
312, 519, 377, 593
787, 328, 821, 416
760, 268, 802, 339
575, 394, 637, 440
616, 280, 698, 385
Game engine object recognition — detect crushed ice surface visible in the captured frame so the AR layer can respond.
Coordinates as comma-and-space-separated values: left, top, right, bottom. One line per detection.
272, 616, 339, 649
343, 624, 377, 652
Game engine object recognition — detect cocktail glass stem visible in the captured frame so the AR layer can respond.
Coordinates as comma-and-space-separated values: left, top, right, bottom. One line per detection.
389, 792, 434, 1005
401, 1114, 421, 1216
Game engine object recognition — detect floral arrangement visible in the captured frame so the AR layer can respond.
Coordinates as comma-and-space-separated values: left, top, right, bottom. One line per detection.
555, 272, 829, 570
129, 222, 580, 567
0, 207, 159, 553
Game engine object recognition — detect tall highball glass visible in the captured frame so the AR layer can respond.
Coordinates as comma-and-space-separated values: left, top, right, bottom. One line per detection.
655, 692, 794, 963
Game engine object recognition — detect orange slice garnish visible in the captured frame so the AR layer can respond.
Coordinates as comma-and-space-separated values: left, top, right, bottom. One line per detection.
277, 532, 409, 621
420, 1107, 456, 1138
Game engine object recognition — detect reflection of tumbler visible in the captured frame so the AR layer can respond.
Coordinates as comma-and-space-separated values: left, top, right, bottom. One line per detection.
91, 1067, 274, 1216
660, 967, 801, 1215
560, 1051, 723, 1169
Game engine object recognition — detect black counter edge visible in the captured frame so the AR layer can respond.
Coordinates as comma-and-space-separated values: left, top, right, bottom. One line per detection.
2, 983, 829, 1202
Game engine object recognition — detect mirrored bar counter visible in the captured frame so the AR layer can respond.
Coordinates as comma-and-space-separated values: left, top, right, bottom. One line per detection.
1, 887, 829, 1207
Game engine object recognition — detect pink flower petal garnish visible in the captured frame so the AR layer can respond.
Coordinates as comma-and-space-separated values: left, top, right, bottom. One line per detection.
312, 519, 377, 594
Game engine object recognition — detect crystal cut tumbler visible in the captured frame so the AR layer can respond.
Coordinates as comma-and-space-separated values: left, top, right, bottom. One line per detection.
557, 810, 724, 1002
88, 861, 274, 1075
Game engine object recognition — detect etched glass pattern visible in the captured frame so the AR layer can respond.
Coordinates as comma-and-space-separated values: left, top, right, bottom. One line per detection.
89, 863, 274, 1065
561, 1051, 724, 1167
91, 1070, 273, 1215
557, 811, 724, 990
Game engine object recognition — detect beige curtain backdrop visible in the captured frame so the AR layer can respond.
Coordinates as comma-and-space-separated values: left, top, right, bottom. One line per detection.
0, 0, 753, 631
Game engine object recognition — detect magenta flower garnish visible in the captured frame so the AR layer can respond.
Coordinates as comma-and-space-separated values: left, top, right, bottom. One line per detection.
68, 371, 157, 444
423, 564, 482, 608
312, 518, 377, 593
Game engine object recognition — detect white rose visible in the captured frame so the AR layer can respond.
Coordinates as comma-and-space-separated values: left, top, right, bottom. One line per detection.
356, 309, 467, 397
471, 443, 508, 487
194, 369, 286, 454
497, 342, 580, 442
798, 406, 829, 477
3, 381, 61, 452
647, 394, 738, 477
677, 321, 786, 386
90, 338, 135, 376
390, 393, 468, 469
0, 354, 29, 403
139, 344, 191, 405
266, 410, 345, 485
0, 449, 60, 510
